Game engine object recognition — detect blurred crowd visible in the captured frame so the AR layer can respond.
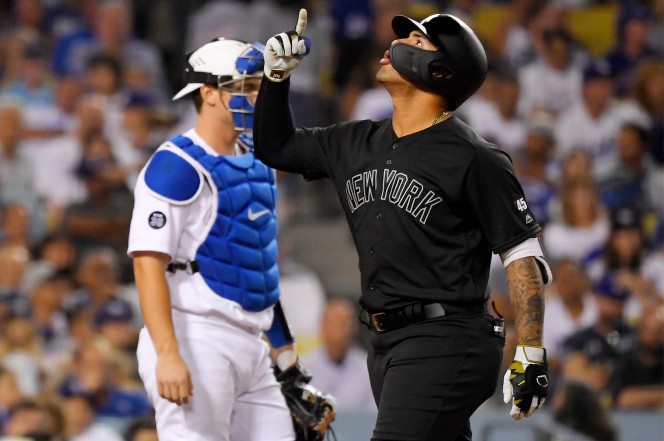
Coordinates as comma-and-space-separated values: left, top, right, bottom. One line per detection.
0, 0, 661, 440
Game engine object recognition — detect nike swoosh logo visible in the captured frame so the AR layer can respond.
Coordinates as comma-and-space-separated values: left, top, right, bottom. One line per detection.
248, 208, 270, 221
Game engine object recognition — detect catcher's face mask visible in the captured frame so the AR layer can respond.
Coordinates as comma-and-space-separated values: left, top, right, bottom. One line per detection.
174, 39, 265, 132
218, 43, 264, 132
222, 77, 261, 133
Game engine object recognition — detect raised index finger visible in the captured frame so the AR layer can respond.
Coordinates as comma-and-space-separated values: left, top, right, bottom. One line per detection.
295, 8, 307, 35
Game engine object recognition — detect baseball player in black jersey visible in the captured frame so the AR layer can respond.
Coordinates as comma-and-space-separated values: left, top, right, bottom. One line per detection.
254, 10, 553, 441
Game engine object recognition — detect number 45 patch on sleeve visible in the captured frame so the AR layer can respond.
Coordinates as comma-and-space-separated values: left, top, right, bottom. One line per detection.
515, 197, 528, 211
515, 198, 534, 224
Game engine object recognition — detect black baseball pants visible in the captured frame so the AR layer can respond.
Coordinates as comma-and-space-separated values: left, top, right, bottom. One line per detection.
367, 313, 504, 441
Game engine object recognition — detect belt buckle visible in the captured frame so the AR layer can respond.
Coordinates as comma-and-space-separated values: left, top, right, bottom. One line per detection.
370, 312, 387, 332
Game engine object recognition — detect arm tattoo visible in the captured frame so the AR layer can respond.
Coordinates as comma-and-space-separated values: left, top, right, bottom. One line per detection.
506, 257, 545, 346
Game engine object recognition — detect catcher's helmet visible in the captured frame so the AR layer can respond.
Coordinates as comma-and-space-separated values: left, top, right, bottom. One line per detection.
389, 14, 487, 110
173, 38, 265, 131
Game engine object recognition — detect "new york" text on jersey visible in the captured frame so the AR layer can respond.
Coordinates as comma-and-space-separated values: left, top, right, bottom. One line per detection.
345, 169, 443, 224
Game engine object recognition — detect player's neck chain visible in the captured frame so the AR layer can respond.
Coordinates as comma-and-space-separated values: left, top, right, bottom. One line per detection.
432, 111, 451, 126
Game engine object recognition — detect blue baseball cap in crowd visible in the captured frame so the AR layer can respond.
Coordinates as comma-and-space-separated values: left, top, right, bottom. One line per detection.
94, 299, 133, 328
58, 379, 96, 402
125, 90, 156, 109
593, 273, 630, 301
583, 59, 613, 83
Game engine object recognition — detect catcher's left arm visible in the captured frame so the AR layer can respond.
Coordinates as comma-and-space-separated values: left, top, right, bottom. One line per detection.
266, 302, 336, 440
275, 358, 335, 441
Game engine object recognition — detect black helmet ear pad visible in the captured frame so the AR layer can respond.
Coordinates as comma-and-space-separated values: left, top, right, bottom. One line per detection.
389, 43, 453, 95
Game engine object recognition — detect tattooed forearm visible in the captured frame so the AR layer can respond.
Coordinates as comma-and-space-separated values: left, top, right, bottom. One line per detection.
506, 256, 545, 346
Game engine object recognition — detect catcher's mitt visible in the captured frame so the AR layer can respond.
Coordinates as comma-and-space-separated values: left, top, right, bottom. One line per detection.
276, 360, 336, 441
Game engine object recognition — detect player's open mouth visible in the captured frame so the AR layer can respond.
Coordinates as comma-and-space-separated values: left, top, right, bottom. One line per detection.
379, 50, 391, 65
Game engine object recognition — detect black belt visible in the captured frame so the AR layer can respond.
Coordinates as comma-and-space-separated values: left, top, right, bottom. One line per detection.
167, 260, 199, 274
362, 302, 486, 333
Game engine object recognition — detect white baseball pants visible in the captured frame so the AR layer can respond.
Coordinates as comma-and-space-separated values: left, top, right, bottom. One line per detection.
137, 309, 295, 441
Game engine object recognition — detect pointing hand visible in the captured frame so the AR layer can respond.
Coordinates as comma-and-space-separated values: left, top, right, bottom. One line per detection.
264, 8, 311, 82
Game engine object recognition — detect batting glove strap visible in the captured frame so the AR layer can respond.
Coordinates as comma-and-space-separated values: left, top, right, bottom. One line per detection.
514, 345, 546, 364
503, 346, 549, 420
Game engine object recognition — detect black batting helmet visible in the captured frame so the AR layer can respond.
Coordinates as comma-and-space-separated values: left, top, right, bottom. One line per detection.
389, 14, 487, 110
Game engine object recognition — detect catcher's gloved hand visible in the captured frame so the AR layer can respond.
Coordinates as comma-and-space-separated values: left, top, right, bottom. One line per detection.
264, 8, 311, 82
276, 359, 335, 441
503, 345, 549, 420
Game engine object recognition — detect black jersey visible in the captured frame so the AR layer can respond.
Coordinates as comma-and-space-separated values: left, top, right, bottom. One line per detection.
254, 80, 541, 312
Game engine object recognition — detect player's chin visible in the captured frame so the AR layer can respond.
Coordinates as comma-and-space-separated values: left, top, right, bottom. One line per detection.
375, 65, 396, 84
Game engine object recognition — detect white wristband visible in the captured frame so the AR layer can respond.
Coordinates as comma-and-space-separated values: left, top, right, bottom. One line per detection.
276, 349, 297, 371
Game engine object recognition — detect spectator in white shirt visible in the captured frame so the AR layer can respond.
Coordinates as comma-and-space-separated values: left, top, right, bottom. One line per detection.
302, 298, 376, 412
556, 59, 641, 168
0, 103, 39, 213
0, 316, 41, 398
61, 394, 123, 441
466, 71, 525, 154
544, 259, 597, 369
544, 178, 610, 262
595, 123, 664, 214
456, 67, 498, 126
518, 28, 582, 117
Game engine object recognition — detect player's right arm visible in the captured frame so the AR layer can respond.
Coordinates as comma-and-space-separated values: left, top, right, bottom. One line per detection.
253, 75, 302, 173
128, 147, 201, 406
133, 251, 193, 405
253, 9, 309, 173
254, 8, 329, 179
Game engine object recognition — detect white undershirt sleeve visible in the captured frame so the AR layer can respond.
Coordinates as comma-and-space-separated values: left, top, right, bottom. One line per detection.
500, 237, 553, 286
127, 169, 191, 259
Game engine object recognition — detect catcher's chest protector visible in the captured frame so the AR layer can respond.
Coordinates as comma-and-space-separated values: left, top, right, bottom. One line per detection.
169, 134, 280, 312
